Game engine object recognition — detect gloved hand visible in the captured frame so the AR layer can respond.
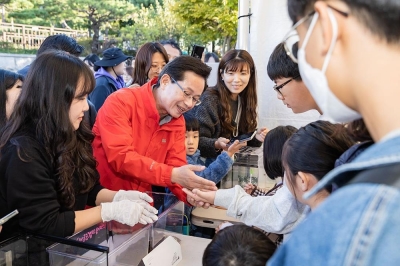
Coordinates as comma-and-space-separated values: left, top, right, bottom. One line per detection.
101, 200, 158, 226
113, 190, 153, 204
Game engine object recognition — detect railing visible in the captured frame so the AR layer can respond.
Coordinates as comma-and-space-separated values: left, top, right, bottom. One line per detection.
0, 22, 88, 50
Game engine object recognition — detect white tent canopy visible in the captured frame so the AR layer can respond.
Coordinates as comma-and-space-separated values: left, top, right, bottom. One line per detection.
238, 0, 319, 129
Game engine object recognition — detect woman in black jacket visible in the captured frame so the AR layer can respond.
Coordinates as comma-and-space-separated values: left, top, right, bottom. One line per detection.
0, 50, 158, 242
187, 49, 268, 165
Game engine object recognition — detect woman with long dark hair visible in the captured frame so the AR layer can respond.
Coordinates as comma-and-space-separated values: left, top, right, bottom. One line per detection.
0, 50, 158, 241
0, 69, 24, 130
187, 49, 268, 163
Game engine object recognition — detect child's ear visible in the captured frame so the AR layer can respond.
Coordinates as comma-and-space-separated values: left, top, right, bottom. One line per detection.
297, 172, 309, 192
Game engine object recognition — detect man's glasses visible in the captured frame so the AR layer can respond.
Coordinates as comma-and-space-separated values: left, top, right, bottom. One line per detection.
283, 5, 349, 63
170, 76, 202, 106
273, 75, 300, 98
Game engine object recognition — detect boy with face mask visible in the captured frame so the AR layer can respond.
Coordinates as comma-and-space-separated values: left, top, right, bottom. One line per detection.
268, 1, 400, 265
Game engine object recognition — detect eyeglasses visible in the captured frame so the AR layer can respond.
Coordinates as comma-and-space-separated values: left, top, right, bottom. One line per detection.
273, 75, 300, 98
151, 64, 166, 72
283, 5, 349, 63
170, 76, 202, 106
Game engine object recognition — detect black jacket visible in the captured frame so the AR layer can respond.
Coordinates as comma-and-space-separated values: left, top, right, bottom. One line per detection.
186, 89, 262, 159
0, 130, 103, 241
89, 76, 118, 112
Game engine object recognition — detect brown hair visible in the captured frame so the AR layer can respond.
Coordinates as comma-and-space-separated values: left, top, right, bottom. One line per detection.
132, 42, 169, 86
209, 49, 258, 137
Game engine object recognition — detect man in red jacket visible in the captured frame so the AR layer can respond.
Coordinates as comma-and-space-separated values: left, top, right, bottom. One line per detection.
92, 56, 216, 204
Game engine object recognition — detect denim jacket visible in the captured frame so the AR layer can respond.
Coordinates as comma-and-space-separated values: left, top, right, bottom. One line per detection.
268, 135, 400, 266
187, 149, 233, 183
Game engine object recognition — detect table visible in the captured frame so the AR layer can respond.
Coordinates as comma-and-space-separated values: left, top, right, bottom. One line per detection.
191, 207, 241, 229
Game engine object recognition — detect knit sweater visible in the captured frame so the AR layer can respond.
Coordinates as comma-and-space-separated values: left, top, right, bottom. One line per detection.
187, 149, 233, 183
187, 89, 262, 159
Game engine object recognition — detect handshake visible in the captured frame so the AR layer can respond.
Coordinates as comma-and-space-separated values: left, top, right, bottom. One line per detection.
101, 190, 158, 227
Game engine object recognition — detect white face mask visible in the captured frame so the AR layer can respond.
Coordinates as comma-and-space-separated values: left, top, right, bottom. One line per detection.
297, 9, 361, 123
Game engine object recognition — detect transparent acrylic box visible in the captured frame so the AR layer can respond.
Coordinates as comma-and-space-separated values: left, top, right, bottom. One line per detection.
46, 192, 185, 266
221, 146, 260, 189
0, 234, 54, 266
220, 145, 277, 190
0, 232, 111, 266
147, 192, 185, 252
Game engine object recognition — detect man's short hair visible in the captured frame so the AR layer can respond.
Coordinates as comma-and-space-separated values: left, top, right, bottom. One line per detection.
156, 55, 211, 88
160, 39, 182, 55
288, 0, 400, 44
267, 42, 301, 81
37, 35, 84, 56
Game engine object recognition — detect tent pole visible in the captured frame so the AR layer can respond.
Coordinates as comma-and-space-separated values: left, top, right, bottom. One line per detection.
236, 0, 251, 50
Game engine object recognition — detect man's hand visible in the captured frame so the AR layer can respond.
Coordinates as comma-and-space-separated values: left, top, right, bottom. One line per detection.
171, 165, 217, 191
182, 188, 216, 205
186, 194, 211, 209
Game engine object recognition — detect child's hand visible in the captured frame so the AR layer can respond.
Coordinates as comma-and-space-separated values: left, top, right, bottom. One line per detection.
255, 127, 269, 142
226, 140, 247, 157
215, 137, 230, 151
183, 188, 216, 205
244, 183, 256, 194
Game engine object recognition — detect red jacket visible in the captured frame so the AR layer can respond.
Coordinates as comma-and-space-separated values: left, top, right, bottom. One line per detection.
92, 79, 187, 202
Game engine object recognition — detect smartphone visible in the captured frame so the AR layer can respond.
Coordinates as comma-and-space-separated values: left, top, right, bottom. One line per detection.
228, 130, 257, 146
191, 45, 205, 60
238, 130, 257, 142
0, 209, 19, 225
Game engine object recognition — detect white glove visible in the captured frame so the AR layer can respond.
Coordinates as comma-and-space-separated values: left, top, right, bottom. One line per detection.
113, 190, 153, 204
101, 200, 158, 226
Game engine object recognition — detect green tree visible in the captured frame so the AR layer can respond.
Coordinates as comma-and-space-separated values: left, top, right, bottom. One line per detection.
7, 0, 136, 54
7, 0, 74, 28
66, 0, 136, 54
127, 0, 162, 8
0, 0, 13, 22
119, 0, 183, 50
172, 0, 238, 54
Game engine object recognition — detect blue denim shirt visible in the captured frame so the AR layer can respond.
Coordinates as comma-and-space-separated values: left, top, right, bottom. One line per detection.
268, 135, 400, 266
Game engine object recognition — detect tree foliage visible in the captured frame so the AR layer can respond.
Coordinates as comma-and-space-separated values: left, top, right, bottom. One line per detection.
2, 0, 239, 55
65, 0, 136, 54
172, 0, 238, 53
127, 0, 162, 8
119, 0, 185, 51
7, 0, 136, 54
7, 0, 62, 26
